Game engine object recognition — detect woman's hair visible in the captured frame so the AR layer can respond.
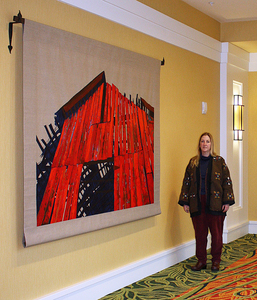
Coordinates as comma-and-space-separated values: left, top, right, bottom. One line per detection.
191, 132, 216, 167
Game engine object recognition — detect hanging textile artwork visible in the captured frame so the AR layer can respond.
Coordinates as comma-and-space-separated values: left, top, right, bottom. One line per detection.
23, 20, 161, 246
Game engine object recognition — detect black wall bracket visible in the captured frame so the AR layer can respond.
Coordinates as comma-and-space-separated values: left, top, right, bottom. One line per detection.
8, 11, 25, 54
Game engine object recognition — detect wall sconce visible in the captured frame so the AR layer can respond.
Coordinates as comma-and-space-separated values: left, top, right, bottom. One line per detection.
233, 95, 244, 141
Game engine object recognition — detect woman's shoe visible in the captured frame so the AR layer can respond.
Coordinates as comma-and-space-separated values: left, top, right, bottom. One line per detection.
191, 261, 207, 271
211, 261, 220, 271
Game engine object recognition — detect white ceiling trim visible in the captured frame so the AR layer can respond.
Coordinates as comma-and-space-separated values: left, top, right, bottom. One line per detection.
58, 0, 257, 71
221, 43, 250, 71
58, 0, 221, 62
181, 0, 257, 23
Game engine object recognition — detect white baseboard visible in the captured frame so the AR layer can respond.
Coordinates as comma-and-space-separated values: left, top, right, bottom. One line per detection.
249, 221, 257, 234
37, 221, 255, 300
37, 239, 196, 300
223, 221, 249, 243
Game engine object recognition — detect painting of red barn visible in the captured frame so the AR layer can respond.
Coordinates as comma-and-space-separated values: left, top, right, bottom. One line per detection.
36, 71, 154, 226
23, 19, 160, 246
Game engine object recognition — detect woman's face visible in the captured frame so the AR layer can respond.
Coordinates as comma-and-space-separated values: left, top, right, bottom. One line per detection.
200, 135, 211, 156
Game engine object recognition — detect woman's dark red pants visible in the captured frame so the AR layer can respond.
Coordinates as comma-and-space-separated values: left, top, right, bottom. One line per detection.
192, 195, 225, 264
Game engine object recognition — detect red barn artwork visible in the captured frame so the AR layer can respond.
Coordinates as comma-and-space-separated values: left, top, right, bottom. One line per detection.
36, 71, 154, 226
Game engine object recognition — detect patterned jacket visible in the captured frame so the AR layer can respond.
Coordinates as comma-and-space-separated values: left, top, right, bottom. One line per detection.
178, 155, 235, 217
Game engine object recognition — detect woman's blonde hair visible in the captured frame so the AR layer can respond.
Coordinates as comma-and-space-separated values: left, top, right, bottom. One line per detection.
191, 132, 216, 167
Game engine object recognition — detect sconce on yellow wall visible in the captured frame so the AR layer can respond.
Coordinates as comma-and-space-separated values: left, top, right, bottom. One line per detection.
233, 95, 244, 141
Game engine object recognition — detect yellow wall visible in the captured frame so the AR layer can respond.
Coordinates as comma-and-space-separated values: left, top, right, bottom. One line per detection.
221, 20, 257, 52
1, 0, 220, 299
248, 72, 257, 221
221, 20, 257, 42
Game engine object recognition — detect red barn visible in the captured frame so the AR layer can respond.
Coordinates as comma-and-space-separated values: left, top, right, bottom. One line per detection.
36, 71, 154, 226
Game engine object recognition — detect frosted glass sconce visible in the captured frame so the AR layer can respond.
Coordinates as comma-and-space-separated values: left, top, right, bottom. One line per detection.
233, 95, 244, 141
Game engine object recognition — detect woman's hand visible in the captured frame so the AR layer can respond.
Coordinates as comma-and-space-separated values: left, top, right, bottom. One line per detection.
222, 204, 229, 212
183, 205, 190, 213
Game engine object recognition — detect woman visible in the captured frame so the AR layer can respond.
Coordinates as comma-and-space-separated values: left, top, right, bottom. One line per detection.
178, 132, 235, 271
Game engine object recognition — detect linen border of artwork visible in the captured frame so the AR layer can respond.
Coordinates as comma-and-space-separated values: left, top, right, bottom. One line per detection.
23, 20, 161, 247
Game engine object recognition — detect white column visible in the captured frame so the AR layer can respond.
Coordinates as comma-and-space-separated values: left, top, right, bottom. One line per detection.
220, 43, 249, 243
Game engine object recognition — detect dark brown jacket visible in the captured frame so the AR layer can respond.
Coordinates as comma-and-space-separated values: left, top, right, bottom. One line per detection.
178, 155, 235, 217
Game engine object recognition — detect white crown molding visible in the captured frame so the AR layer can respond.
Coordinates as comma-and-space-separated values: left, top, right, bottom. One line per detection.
221, 42, 250, 71
58, 0, 222, 62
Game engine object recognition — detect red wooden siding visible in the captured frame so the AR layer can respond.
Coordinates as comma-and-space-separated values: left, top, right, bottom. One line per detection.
37, 74, 154, 226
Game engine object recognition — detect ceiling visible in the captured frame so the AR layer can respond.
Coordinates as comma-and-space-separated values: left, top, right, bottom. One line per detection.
181, 0, 257, 23
181, 0, 257, 52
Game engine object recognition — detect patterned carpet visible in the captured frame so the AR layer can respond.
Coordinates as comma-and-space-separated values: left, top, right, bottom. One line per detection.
100, 234, 257, 300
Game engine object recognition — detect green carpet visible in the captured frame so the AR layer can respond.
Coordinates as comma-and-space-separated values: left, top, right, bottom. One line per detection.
100, 234, 257, 300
